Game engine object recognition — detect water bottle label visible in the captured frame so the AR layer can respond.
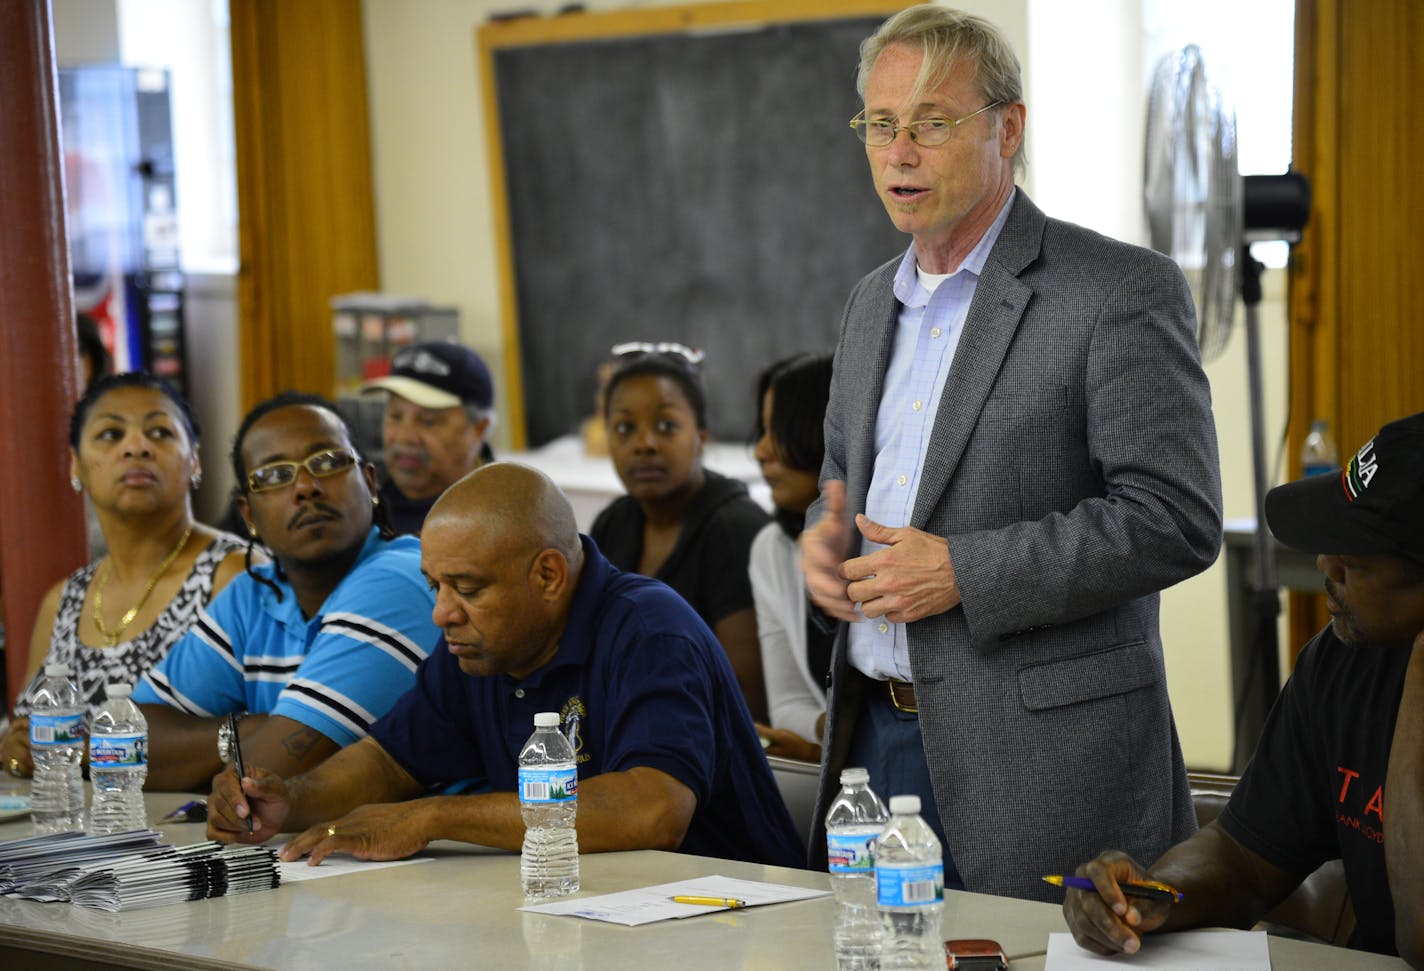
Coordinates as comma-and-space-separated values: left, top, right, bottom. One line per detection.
30, 712, 84, 747
91, 733, 148, 768
876, 862, 943, 907
519, 765, 577, 804
827, 831, 876, 873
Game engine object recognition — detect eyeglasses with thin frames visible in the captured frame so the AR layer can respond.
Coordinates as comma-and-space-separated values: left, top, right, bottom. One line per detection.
609, 341, 706, 366
247, 447, 359, 494
849, 101, 1002, 147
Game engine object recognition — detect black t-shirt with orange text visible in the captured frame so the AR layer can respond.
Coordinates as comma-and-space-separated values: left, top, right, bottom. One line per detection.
1220, 626, 1411, 955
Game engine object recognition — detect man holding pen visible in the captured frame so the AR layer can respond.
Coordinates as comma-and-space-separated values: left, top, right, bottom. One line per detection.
1062, 412, 1424, 967
206, 463, 802, 868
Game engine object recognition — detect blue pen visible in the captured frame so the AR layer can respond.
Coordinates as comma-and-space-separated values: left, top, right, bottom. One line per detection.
1042, 874, 1183, 903
158, 799, 207, 823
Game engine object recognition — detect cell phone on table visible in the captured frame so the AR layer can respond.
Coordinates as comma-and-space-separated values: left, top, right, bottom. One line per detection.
945, 939, 1009, 970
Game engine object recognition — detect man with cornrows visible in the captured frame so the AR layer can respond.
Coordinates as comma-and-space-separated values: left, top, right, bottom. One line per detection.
134, 392, 440, 791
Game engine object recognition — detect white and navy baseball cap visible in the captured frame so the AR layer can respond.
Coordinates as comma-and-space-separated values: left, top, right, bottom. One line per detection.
1265, 411, 1424, 559
362, 341, 494, 411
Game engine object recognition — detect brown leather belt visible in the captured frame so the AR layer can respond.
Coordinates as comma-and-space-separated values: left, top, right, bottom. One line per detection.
883, 678, 917, 713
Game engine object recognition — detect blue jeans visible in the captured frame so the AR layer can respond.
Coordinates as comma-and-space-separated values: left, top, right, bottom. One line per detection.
847, 678, 964, 890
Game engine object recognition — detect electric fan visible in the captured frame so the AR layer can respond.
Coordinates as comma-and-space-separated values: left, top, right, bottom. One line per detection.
1144, 45, 1241, 364
1143, 45, 1310, 771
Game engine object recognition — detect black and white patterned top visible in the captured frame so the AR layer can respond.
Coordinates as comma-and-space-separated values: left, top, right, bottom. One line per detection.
16, 532, 248, 715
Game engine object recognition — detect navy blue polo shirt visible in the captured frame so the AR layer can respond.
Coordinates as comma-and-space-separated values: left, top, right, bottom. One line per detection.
371, 537, 803, 868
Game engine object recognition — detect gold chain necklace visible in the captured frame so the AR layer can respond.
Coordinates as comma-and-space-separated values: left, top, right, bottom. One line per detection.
92, 524, 194, 648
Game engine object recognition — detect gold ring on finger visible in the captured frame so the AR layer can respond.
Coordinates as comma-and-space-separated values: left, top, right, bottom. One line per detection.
7, 758, 20, 776
327, 825, 337, 838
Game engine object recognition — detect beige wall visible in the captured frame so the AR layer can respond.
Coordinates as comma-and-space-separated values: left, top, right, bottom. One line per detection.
52, 0, 121, 64
1167, 273, 1291, 770
362, 0, 1287, 771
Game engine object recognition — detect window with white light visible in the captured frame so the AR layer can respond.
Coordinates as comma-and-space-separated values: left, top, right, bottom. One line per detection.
1028, 0, 1295, 267
116, 0, 237, 275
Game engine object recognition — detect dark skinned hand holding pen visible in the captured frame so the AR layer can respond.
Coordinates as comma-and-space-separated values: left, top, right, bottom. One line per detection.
207, 764, 292, 845
206, 763, 433, 864
1061, 851, 1176, 956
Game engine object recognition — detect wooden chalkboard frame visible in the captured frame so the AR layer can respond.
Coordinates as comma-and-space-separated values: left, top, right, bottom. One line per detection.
477, 0, 912, 447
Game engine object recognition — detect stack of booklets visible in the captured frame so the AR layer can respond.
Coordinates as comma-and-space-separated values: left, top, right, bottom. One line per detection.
0, 830, 280, 911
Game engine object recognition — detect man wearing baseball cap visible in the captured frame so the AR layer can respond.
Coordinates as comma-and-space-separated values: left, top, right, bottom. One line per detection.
1060, 411, 1424, 966
362, 341, 497, 535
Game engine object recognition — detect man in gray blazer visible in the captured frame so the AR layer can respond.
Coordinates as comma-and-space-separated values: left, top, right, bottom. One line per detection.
802, 5, 1224, 901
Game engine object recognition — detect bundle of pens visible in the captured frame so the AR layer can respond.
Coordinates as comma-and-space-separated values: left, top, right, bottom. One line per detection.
0, 831, 281, 911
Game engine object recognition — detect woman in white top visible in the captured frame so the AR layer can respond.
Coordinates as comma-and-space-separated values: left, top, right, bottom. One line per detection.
749, 353, 834, 762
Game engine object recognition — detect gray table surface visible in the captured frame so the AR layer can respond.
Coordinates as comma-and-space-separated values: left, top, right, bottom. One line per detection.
0, 789, 1408, 970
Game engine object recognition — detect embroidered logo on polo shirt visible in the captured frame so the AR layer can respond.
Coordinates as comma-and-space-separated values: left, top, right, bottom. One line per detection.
561, 696, 589, 764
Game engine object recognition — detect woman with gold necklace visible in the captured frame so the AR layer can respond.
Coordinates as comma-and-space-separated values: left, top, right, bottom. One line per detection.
1, 373, 250, 778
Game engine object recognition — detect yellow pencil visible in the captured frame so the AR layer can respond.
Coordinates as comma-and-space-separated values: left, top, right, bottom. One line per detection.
670, 895, 748, 908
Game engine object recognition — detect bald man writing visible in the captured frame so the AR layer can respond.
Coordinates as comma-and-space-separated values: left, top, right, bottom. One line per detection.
207, 462, 802, 868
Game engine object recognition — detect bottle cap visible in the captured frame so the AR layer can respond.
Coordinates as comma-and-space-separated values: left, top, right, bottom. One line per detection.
105, 683, 133, 698
533, 712, 561, 728
44, 663, 70, 678
839, 767, 870, 785
888, 795, 921, 815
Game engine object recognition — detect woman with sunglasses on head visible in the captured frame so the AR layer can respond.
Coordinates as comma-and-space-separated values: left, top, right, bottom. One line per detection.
591, 345, 772, 722
749, 354, 835, 763
1, 373, 251, 780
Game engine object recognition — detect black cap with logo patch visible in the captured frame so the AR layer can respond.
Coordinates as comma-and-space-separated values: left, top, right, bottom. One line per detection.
1264, 411, 1424, 558
361, 341, 494, 411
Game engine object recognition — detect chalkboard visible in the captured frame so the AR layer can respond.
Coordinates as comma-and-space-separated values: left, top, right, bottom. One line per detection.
489, 10, 908, 445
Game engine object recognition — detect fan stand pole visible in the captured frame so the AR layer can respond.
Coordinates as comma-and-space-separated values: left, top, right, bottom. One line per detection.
1234, 246, 1281, 771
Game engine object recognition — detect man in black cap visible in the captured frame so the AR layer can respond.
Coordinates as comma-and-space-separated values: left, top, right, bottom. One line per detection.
1060, 411, 1424, 967
362, 341, 497, 535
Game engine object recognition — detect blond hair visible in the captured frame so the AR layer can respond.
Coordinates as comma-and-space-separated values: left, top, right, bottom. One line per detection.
857, 5, 1025, 175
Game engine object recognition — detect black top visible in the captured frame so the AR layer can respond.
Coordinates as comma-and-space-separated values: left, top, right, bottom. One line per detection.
589, 469, 769, 630
379, 478, 437, 537
1220, 626, 1412, 955
378, 442, 495, 537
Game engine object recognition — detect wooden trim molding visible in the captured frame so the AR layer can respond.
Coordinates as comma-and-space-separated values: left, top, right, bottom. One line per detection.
230, 0, 380, 411
1287, 0, 1424, 654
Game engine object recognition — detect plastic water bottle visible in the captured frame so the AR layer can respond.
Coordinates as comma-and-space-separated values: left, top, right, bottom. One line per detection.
827, 767, 889, 970
29, 663, 86, 835
875, 795, 944, 971
518, 712, 579, 898
1302, 419, 1339, 477
88, 684, 149, 834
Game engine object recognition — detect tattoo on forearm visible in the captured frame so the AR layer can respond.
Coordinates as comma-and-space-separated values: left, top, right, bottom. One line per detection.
281, 726, 325, 759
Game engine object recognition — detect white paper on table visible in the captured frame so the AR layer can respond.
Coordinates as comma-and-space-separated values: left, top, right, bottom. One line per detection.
1045, 930, 1270, 970
277, 852, 432, 883
518, 875, 830, 926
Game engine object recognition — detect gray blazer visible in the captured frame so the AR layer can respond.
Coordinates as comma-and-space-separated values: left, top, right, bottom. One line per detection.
808, 191, 1223, 901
